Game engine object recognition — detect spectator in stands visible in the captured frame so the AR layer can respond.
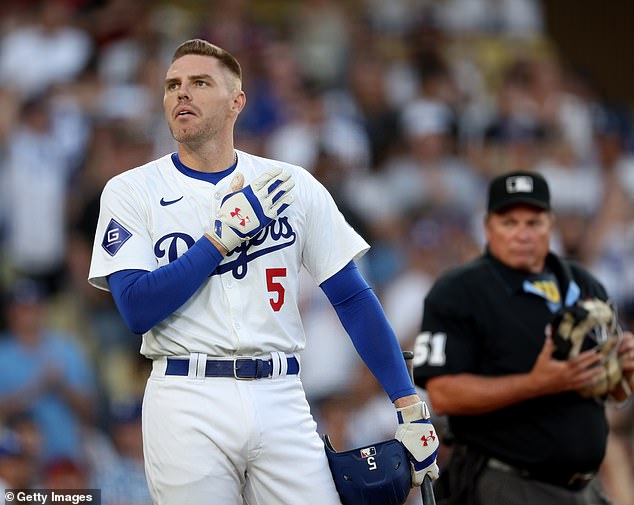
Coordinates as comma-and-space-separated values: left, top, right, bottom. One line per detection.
0, 279, 96, 464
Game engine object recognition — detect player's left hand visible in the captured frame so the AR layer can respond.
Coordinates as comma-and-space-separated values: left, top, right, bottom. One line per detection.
395, 401, 440, 486
212, 167, 294, 252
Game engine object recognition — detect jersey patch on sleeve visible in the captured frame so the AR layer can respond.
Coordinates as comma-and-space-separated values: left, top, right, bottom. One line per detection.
102, 218, 132, 256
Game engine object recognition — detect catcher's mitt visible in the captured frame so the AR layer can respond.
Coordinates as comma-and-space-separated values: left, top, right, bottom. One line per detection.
547, 298, 623, 399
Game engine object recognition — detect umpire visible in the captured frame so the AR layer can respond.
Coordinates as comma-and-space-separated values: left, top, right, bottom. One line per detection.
413, 170, 634, 505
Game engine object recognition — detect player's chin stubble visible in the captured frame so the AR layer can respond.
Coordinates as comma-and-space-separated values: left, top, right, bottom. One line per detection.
169, 121, 207, 145
168, 115, 223, 146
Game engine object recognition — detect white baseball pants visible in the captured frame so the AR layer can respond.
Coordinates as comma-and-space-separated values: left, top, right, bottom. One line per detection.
142, 358, 343, 505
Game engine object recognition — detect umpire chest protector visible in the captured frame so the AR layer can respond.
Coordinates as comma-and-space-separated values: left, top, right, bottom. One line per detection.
323, 435, 412, 505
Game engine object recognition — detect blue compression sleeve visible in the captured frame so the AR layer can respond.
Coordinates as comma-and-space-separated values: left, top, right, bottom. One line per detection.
107, 237, 224, 334
320, 261, 416, 402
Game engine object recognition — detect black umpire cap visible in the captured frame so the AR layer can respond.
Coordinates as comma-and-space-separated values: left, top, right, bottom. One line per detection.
487, 170, 550, 213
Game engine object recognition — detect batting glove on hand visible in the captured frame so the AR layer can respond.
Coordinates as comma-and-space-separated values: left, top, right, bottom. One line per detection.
212, 167, 294, 252
395, 401, 440, 486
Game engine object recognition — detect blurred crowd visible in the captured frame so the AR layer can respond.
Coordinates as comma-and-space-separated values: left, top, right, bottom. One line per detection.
0, 0, 632, 504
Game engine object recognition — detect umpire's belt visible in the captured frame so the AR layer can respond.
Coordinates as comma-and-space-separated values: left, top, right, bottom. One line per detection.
163, 352, 300, 380
487, 457, 595, 492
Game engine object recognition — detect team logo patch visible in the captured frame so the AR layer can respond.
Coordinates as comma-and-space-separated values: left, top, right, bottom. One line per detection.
102, 218, 132, 256
360, 447, 376, 459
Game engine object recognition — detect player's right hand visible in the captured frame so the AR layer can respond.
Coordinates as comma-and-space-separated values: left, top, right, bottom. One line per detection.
211, 167, 294, 252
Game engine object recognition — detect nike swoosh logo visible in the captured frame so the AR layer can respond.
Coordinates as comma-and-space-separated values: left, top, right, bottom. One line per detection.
160, 196, 184, 206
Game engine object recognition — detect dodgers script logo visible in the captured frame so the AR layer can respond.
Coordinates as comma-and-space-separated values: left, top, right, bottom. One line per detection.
153, 217, 296, 279
154, 232, 196, 263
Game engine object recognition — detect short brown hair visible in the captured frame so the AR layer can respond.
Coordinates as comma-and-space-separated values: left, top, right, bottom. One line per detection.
171, 39, 242, 83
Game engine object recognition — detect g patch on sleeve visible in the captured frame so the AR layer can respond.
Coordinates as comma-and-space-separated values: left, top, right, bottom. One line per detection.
102, 218, 132, 256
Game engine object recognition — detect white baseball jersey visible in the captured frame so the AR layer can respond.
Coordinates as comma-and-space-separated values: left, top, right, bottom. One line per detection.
88, 150, 369, 359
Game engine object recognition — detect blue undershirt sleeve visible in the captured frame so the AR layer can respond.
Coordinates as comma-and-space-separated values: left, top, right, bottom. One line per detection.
320, 261, 416, 402
107, 237, 224, 334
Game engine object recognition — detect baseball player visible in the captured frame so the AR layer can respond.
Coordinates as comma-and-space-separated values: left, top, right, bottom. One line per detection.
88, 39, 439, 505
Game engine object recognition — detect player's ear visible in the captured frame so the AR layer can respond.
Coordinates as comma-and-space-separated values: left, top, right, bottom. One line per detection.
231, 90, 246, 114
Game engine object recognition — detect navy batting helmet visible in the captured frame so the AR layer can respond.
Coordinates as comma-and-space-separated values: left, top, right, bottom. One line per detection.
323, 435, 412, 505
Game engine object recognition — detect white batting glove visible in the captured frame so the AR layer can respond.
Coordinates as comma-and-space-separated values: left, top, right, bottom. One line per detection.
395, 401, 440, 486
211, 167, 294, 252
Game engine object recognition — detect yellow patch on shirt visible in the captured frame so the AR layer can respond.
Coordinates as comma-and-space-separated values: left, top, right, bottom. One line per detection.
530, 280, 561, 304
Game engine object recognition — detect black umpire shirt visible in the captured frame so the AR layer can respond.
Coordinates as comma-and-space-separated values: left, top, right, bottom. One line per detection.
413, 250, 609, 478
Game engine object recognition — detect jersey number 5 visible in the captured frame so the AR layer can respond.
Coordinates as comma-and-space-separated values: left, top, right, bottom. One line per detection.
413, 331, 447, 367
266, 268, 287, 311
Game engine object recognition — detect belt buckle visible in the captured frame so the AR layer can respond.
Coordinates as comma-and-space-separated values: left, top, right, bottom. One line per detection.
233, 357, 257, 380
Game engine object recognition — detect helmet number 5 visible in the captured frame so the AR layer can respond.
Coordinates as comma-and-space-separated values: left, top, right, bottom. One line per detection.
266, 268, 287, 312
